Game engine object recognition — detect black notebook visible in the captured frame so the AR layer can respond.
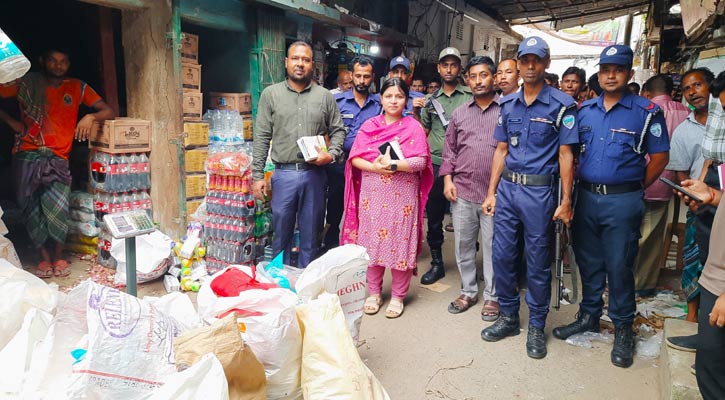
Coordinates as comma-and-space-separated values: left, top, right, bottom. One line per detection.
377, 139, 405, 160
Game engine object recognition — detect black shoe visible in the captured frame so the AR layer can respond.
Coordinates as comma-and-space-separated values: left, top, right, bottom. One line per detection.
611, 325, 635, 368
666, 334, 697, 352
481, 313, 520, 342
526, 326, 547, 359
552, 312, 600, 340
421, 248, 445, 284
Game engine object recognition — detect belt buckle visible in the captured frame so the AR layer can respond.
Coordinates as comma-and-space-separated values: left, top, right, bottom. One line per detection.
512, 172, 527, 185
595, 184, 608, 195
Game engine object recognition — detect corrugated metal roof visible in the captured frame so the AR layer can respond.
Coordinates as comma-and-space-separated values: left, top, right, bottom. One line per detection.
468, 0, 650, 30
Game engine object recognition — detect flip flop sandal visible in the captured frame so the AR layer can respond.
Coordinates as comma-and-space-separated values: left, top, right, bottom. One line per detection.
385, 299, 404, 319
53, 260, 71, 277
34, 261, 54, 279
364, 295, 383, 315
481, 300, 500, 322
448, 295, 477, 314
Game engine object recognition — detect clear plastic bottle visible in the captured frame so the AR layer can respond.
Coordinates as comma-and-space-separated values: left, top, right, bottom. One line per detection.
128, 153, 140, 190
118, 154, 130, 192
139, 153, 150, 190
0, 29, 31, 84
108, 154, 120, 192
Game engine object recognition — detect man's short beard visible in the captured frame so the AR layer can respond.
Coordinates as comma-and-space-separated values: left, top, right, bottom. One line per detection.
354, 84, 370, 94
289, 72, 312, 85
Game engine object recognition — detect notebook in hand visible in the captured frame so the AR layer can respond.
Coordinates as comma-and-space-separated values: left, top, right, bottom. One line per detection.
377, 139, 405, 160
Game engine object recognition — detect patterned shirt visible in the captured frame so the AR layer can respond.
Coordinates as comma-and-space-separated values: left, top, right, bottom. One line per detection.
439, 97, 500, 203
702, 94, 725, 163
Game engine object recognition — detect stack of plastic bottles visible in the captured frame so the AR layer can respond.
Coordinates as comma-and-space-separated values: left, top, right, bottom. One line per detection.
203, 108, 246, 145
89, 151, 153, 267
203, 170, 256, 274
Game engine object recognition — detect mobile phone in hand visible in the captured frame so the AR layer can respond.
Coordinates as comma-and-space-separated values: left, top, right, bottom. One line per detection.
659, 177, 703, 203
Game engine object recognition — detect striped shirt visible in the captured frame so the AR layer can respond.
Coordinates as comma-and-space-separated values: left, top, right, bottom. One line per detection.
439, 97, 500, 203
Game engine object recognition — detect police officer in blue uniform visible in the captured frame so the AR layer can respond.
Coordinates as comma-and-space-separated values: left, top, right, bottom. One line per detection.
552, 45, 670, 368
387, 56, 425, 117
323, 55, 381, 251
481, 37, 578, 359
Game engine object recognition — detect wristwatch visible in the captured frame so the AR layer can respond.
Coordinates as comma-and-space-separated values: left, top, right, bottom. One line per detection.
390, 161, 398, 171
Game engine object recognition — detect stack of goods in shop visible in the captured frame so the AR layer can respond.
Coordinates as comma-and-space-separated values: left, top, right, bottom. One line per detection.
88, 118, 152, 268
165, 222, 209, 292
203, 150, 256, 275
66, 191, 98, 255
183, 121, 209, 221
181, 32, 202, 121
207, 92, 253, 140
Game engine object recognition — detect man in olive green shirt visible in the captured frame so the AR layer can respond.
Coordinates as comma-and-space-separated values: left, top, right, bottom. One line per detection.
420, 47, 472, 285
252, 41, 346, 268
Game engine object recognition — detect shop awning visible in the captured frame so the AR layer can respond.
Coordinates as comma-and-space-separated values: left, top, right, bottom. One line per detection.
467, 0, 650, 30
253, 0, 424, 46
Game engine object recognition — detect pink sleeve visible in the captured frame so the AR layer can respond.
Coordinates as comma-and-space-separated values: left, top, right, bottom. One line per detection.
405, 156, 427, 172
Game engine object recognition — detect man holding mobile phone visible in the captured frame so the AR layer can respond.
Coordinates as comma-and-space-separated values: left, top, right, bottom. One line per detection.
552, 45, 670, 368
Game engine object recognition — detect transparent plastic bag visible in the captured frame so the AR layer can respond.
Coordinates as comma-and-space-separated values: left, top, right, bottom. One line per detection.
565, 331, 613, 349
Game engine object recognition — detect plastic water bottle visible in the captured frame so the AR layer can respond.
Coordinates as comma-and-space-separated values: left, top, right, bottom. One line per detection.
108, 154, 120, 192
0, 29, 31, 84
139, 153, 150, 190
127, 153, 140, 190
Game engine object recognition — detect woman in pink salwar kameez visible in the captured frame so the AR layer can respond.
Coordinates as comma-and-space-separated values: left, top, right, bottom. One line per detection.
341, 78, 433, 318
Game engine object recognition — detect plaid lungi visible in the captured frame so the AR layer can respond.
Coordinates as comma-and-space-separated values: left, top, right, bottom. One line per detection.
681, 212, 703, 302
12, 149, 72, 247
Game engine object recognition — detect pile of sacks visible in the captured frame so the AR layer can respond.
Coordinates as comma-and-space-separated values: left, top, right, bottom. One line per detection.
0, 205, 21, 268
0, 244, 390, 399
66, 191, 99, 254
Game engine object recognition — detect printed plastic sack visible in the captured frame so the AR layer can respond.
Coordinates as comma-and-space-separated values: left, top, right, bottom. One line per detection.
0, 260, 58, 350
66, 280, 186, 399
0, 235, 22, 268
112, 230, 172, 285
69, 191, 94, 213
296, 293, 390, 400
70, 208, 95, 222
174, 313, 266, 400
68, 219, 99, 237
197, 272, 303, 399
295, 244, 369, 343
149, 353, 229, 400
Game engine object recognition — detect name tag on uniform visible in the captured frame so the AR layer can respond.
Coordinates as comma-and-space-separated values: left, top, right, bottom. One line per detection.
610, 128, 637, 135
508, 118, 523, 124
341, 113, 354, 119
530, 117, 554, 124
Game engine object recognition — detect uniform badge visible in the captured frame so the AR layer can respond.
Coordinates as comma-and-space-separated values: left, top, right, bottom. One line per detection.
63, 94, 72, 106
446, 49, 454, 55
396, 57, 404, 62
526, 38, 537, 46
497, 115, 502, 126
606, 47, 618, 56
510, 135, 519, 147
650, 122, 662, 138
562, 115, 575, 129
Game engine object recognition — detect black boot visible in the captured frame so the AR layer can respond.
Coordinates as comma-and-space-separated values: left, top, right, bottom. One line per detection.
481, 313, 520, 342
611, 325, 635, 368
552, 312, 600, 340
421, 248, 445, 284
526, 325, 547, 359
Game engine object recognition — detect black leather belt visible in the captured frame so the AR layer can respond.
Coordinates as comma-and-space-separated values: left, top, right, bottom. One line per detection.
579, 181, 643, 195
501, 167, 553, 186
275, 163, 311, 171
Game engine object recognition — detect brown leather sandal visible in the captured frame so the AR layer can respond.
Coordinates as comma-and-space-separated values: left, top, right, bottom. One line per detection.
481, 300, 500, 322
448, 294, 478, 314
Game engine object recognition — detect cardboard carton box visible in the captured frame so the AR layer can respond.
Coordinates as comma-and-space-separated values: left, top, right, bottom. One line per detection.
184, 147, 208, 173
243, 119, 253, 141
208, 92, 252, 113
181, 32, 199, 64
89, 119, 151, 153
182, 62, 201, 93
186, 198, 203, 221
183, 92, 203, 121
185, 173, 207, 198
183, 122, 209, 148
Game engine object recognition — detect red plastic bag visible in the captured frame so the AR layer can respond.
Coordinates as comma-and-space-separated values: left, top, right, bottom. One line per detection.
211, 267, 278, 297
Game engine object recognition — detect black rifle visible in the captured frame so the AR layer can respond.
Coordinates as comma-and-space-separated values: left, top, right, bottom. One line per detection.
554, 177, 564, 311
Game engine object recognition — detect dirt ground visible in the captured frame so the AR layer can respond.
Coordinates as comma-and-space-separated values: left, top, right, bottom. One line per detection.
16, 226, 667, 400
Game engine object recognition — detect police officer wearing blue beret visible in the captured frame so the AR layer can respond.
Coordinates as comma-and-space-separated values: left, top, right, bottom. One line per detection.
552, 45, 670, 368
481, 37, 578, 359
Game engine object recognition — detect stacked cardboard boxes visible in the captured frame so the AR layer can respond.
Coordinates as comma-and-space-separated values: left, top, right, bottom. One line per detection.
208, 92, 254, 140
182, 32, 203, 121
183, 122, 208, 221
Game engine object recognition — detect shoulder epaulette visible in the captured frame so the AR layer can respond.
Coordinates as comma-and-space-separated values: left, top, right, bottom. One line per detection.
633, 96, 662, 114
500, 92, 517, 104
580, 98, 597, 108
550, 89, 577, 109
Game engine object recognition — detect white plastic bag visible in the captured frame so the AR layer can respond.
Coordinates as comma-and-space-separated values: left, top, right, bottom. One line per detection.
0, 308, 53, 398
143, 292, 203, 331
295, 244, 369, 343
198, 272, 302, 400
296, 293, 390, 400
66, 280, 186, 399
112, 230, 172, 285
0, 260, 58, 349
149, 353, 229, 400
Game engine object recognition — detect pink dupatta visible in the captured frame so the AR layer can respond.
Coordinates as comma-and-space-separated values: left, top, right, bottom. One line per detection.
341, 115, 434, 255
